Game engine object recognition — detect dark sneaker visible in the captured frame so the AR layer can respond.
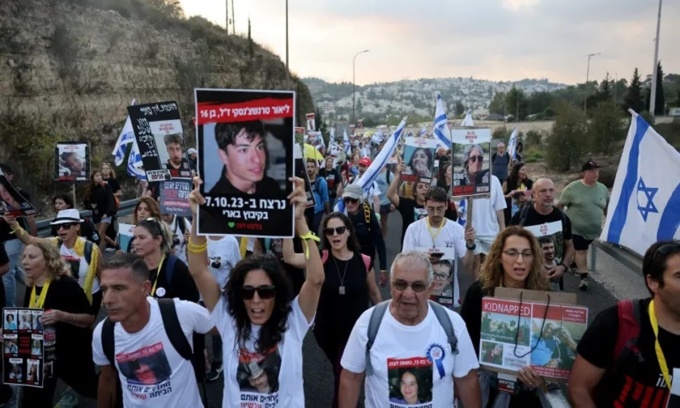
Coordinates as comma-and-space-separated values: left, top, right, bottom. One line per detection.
206, 361, 223, 382
579, 277, 589, 291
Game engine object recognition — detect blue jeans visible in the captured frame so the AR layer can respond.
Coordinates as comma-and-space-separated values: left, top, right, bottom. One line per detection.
3, 239, 25, 307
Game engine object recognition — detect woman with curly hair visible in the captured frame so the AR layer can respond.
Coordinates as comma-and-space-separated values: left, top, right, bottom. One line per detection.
19, 241, 97, 407
460, 226, 550, 407
187, 177, 324, 406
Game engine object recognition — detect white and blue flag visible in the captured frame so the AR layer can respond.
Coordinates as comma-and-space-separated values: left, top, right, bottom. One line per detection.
433, 93, 451, 148
127, 140, 146, 180
460, 110, 474, 127
507, 127, 518, 161
418, 126, 427, 137
599, 111, 680, 256
112, 99, 136, 166
343, 128, 351, 156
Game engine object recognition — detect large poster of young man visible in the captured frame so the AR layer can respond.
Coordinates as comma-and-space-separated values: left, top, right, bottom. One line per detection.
401, 137, 437, 183
196, 89, 295, 238
55, 142, 89, 182
451, 128, 492, 198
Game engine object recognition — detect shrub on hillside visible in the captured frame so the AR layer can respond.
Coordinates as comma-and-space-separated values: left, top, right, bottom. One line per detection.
545, 102, 588, 171
588, 101, 626, 154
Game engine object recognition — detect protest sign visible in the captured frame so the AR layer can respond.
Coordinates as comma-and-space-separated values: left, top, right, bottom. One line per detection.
305, 112, 315, 132
521, 221, 567, 291
196, 89, 295, 238
479, 288, 586, 380
160, 180, 193, 217
55, 142, 89, 182
0, 170, 38, 217
2, 308, 44, 388
294, 144, 316, 208
451, 128, 492, 198
127, 101, 184, 182
429, 260, 457, 309
118, 223, 135, 253
401, 137, 437, 183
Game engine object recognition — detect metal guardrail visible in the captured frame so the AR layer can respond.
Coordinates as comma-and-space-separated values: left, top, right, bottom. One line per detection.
590, 240, 643, 276
35, 199, 139, 238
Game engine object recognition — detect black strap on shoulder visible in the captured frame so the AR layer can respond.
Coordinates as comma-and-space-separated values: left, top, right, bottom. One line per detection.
102, 318, 116, 365
157, 298, 193, 361
518, 205, 531, 227
428, 300, 459, 356
365, 300, 390, 376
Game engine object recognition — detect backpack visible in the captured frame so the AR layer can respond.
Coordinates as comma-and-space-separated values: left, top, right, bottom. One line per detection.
321, 250, 371, 272
364, 300, 459, 376
613, 299, 644, 370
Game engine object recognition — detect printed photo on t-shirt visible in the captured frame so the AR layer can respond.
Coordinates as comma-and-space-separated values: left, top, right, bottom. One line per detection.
524, 221, 564, 264
62, 254, 82, 280
117, 342, 173, 400
237, 345, 281, 405
413, 208, 428, 222
387, 357, 433, 407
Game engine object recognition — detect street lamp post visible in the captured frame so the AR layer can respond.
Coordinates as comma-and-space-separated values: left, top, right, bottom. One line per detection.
285, 0, 290, 88
584, 52, 601, 115
352, 50, 370, 126
649, 0, 663, 117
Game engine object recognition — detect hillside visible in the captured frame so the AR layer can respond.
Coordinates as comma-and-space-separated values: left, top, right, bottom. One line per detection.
0, 0, 314, 205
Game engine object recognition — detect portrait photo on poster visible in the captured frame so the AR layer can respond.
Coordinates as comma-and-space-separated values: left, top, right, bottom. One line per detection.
451, 128, 492, 198
0, 170, 39, 217
401, 137, 437, 183
196, 89, 295, 238
55, 142, 89, 182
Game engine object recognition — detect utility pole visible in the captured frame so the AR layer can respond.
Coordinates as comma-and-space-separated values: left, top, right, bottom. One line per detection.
649, 0, 663, 117
584, 52, 601, 115
285, 0, 289, 88
225, 0, 229, 34
231, 0, 236, 35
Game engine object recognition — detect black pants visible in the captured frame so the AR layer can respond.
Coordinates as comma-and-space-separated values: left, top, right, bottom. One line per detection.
22, 356, 98, 407
313, 324, 348, 408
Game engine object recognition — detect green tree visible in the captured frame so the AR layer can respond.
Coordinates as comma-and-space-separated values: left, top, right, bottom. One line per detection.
545, 102, 589, 171
454, 101, 465, 116
528, 91, 553, 116
488, 92, 506, 115
624, 68, 645, 113
505, 87, 528, 120
645, 61, 666, 115
588, 101, 626, 154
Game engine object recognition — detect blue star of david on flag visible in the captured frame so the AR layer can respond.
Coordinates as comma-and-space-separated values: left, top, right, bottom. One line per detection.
637, 177, 659, 221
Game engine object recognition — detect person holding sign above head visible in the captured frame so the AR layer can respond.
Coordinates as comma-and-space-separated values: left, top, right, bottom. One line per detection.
459, 226, 551, 407
210, 121, 284, 197
187, 176, 324, 407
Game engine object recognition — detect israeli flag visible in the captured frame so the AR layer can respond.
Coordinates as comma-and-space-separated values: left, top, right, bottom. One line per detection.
458, 198, 467, 227
460, 110, 474, 126
418, 126, 427, 137
433, 93, 451, 148
599, 111, 680, 256
112, 99, 136, 166
127, 140, 146, 180
343, 128, 351, 156
507, 127, 518, 161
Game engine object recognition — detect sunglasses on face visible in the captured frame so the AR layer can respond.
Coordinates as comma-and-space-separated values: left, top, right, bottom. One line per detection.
57, 223, 77, 230
343, 197, 359, 205
469, 155, 484, 163
323, 226, 347, 236
241, 285, 276, 300
392, 279, 429, 293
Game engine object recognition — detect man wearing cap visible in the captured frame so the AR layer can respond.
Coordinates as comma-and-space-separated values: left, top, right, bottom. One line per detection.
187, 148, 198, 172
338, 157, 381, 214
558, 160, 609, 291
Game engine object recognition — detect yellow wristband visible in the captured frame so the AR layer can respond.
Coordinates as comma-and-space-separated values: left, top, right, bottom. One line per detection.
187, 238, 208, 251
298, 232, 320, 242
188, 246, 207, 254
11, 227, 24, 238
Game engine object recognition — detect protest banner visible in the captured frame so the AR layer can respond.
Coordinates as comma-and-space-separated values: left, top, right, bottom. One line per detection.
294, 144, 316, 208
451, 128, 492, 198
127, 101, 184, 183
2, 308, 44, 388
0, 170, 38, 217
55, 142, 90, 182
160, 180, 193, 217
196, 89, 295, 238
401, 137, 437, 183
479, 288, 586, 380
118, 223, 135, 253
429, 260, 457, 309
306, 112, 315, 132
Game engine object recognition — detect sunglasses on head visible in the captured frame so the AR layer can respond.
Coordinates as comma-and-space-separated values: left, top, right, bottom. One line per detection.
469, 155, 484, 163
653, 241, 680, 260
241, 285, 276, 300
57, 223, 77, 230
392, 279, 429, 293
323, 226, 347, 236
343, 197, 359, 204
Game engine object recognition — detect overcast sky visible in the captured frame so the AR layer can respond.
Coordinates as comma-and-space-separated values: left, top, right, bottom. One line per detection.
179, 0, 678, 86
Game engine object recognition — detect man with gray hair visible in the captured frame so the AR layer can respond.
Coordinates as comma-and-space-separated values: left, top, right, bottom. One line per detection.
339, 251, 481, 408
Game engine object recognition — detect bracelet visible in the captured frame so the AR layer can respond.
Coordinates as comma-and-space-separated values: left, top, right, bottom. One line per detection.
10, 226, 24, 238
187, 238, 208, 252
298, 232, 320, 242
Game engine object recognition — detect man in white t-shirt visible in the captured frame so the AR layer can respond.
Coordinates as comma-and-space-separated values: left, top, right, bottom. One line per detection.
339, 251, 481, 408
468, 174, 506, 275
402, 186, 476, 307
92, 253, 213, 408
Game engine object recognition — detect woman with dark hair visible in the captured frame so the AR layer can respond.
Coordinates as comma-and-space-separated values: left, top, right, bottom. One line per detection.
315, 212, 382, 407
460, 226, 550, 407
502, 162, 533, 225
125, 197, 167, 253
390, 369, 423, 404
187, 176, 324, 406
83, 170, 116, 252
406, 147, 434, 179
50, 194, 100, 245
101, 162, 121, 248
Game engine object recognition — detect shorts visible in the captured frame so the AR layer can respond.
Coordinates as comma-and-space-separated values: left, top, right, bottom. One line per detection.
100, 216, 112, 224
572, 234, 593, 251
380, 203, 392, 215
474, 236, 495, 255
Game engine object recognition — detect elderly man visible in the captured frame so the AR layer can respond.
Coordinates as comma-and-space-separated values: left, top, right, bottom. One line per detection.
339, 251, 481, 408
491, 142, 510, 183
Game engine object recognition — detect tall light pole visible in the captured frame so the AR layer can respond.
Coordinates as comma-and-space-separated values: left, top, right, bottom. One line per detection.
352, 49, 370, 125
285, 0, 290, 88
584, 52, 601, 115
649, 0, 663, 117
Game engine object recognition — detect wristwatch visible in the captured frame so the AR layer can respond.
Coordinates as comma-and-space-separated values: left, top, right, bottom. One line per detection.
466, 242, 477, 251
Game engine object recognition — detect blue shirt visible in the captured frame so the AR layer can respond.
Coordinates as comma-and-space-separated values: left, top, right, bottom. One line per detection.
311, 177, 329, 214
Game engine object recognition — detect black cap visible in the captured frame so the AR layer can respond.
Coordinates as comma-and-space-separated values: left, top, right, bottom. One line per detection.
0, 163, 13, 175
581, 160, 600, 172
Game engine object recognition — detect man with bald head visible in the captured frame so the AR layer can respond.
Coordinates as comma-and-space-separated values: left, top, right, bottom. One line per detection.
510, 178, 575, 290
491, 142, 510, 183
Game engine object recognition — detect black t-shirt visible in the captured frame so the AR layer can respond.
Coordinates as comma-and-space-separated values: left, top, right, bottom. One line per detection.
510, 206, 572, 245
0, 244, 7, 307
347, 208, 387, 270
149, 255, 199, 302
105, 178, 121, 195
396, 197, 427, 244
319, 168, 340, 197
577, 298, 679, 407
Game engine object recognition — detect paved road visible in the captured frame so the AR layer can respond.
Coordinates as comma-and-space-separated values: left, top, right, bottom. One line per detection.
28, 211, 641, 407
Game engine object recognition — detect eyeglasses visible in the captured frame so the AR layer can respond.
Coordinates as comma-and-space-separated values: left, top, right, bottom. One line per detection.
343, 197, 359, 205
469, 155, 484, 163
392, 280, 429, 293
433, 272, 449, 280
503, 250, 534, 259
57, 223, 77, 230
241, 285, 276, 300
323, 226, 347, 236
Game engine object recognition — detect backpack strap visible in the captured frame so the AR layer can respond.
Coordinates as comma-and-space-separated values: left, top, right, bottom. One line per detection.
614, 299, 643, 369
429, 300, 459, 357
518, 204, 531, 227
84, 240, 93, 266
365, 300, 390, 376
165, 255, 178, 287
157, 298, 193, 361
102, 318, 116, 366
176, 216, 186, 235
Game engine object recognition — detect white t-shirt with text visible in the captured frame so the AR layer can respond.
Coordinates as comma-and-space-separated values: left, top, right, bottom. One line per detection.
207, 235, 241, 289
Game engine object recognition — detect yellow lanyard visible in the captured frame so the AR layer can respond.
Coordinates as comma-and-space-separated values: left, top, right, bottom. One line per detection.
426, 217, 446, 248
151, 255, 166, 296
30, 281, 51, 309
648, 300, 672, 390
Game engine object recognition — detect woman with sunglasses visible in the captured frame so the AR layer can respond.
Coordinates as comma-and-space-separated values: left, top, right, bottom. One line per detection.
315, 212, 382, 407
459, 144, 490, 188
51, 193, 100, 245
83, 170, 117, 253
459, 226, 550, 407
187, 176, 324, 407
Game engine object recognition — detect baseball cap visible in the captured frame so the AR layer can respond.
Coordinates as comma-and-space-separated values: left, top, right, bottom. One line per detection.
187, 148, 197, 155
358, 157, 371, 167
342, 184, 364, 200
581, 160, 600, 171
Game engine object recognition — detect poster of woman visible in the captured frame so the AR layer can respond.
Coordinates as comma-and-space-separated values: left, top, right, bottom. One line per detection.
451, 128, 492, 198
401, 137, 437, 183
55, 142, 90, 182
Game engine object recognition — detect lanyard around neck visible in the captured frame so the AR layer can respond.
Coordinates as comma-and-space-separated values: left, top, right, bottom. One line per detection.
648, 299, 672, 390
426, 217, 446, 248
30, 280, 51, 309
151, 254, 166, 296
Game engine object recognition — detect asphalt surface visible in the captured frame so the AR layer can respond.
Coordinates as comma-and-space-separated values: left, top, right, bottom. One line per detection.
13, 211, 640, 407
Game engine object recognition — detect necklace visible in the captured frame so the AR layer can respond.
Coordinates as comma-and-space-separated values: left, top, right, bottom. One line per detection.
332, 254, 350, 295
426, 217, 446, 248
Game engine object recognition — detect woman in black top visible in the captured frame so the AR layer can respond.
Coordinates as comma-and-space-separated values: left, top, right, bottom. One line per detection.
20, 241, 97, 407
83, 170, 116, 252
502, 163, 533, 226
315, 212, 382, 408
101, 163, 121, 249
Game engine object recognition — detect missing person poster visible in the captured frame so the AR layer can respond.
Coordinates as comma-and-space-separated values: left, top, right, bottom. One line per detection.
2, 308, 44, 388
451, 128, 492, 198
524, 221, 566, 292
293, 144, 316, 208
160, 180, 193, 217
196, 89, 295, 238
55, 142, 90, 182
387, 357, 434, 407
401, 137, 437, 183
127, 101, 185, 182
479, 297, 588, 379
414, 248, 460, 308
0, 170, 39, 217
118, 223, 135, 253
305, 112, 315, 132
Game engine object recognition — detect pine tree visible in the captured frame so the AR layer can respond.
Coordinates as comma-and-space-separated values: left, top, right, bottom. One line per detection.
624, 68, 645, 113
